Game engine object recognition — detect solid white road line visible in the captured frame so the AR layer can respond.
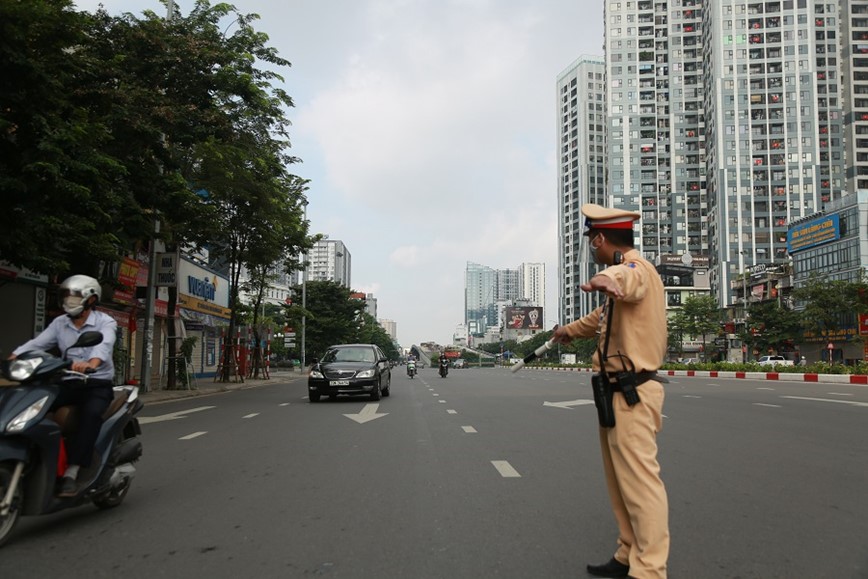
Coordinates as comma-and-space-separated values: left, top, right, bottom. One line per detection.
683, 395, 702, 398
179, 431, 207, 440
491, 460, 521, 478
781, 396, 868, 408
462, 426, 477, 433
828, 392, 854, 397
757, 387, 775, 391
243, 413, 259, 419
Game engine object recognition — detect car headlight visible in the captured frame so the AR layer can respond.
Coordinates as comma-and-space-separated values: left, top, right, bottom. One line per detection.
7, 395, 49, 433
310, 369, 324, 379
356, 369, 375, 378
6, 357, 44, 381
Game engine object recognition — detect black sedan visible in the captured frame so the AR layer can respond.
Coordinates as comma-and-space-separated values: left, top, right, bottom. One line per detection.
308, 344, 392, 402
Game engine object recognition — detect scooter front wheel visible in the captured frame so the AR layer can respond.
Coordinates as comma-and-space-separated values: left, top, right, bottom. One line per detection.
0, 463, 23, 548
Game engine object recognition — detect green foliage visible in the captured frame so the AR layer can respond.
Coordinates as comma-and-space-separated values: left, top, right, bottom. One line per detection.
792, 272, 868, 343
740, 299, 802, 355
174, 336, 199, 388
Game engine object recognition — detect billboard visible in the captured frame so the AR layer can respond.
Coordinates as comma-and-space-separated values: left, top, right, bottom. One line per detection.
787, 214, 840, 253
505, 306, 544, 330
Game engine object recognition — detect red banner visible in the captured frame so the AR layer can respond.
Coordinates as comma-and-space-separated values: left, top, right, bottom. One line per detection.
860, 313, 868, 336
114, 257, 142, 305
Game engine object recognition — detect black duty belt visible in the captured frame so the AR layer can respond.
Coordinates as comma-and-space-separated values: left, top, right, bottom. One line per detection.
609, 371, 666, 391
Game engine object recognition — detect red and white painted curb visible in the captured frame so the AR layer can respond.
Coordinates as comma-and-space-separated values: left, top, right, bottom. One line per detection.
528, 366, 868, 385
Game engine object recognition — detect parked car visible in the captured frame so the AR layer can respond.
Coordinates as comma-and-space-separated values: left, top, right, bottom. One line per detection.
308, 344, 392, 402
757, 355, 794, 367
453, 358, 466, 369
680, 358, 700, 365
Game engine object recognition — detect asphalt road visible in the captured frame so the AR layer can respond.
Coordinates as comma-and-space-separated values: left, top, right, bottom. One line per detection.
2, 368, 866, 578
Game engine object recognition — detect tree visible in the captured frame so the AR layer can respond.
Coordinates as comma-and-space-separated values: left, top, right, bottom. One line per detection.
0, 0, 128, 276
667, 310, 689, 360
740, 300, 802, 357
353, 311, 399, 360
286, 280, 360, 363
681, 294, 720, 361
792, 272, 868, 348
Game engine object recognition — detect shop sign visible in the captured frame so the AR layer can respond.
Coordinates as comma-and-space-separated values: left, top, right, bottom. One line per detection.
156, 252, 178, 287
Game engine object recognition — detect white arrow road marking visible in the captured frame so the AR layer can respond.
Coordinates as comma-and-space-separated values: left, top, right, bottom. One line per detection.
243, 413, 259, 419
447, 409, 457, 414
462, 426, 477, 433
781, 396, 868, 408
179, 431, 207, 440
492, 461, 521, 478
139, 406, 217, 425
543, 399, 595, 409
343, 403, 389, 424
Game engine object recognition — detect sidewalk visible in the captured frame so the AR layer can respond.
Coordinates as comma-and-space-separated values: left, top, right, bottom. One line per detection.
137, 369, 306, 405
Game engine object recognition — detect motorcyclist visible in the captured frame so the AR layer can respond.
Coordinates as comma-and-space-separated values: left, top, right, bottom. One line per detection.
439, 352, 449, 375
8, 275, 117, 497
407, 354, 417, 376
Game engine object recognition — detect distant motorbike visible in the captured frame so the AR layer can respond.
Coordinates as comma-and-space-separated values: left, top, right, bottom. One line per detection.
0, 331, 143, 548
438, 359, 449, 378
407, 360, 416, 379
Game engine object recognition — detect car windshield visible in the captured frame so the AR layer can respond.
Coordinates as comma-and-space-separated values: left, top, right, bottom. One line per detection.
324, 347, 375, 364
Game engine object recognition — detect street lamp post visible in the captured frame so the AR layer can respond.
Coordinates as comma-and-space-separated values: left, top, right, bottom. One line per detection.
300, 199, 308, 372
740, 251, 752, 362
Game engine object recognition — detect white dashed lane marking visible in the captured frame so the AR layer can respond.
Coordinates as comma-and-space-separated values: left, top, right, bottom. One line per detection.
492, 461, 521, 478
462, 426, 477, 433
179, 432, 207, 440
243, 413, 259, 419
753, 403, 782, 408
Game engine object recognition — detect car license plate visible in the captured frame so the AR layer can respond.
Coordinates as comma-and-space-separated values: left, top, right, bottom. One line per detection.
329, 380, 350, 386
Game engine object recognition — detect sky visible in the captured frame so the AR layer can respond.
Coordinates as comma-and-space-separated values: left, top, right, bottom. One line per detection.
73, 0, 605, 347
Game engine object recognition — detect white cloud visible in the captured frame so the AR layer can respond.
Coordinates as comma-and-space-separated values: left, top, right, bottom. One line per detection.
68, 0, 603, 347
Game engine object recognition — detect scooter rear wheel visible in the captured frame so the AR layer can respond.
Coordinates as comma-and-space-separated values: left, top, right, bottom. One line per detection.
93, 476, 132, 510
0, 463, 23, 548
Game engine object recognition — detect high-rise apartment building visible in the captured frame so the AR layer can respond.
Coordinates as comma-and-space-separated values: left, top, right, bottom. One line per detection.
308, 237, 351, 287
605, 0, 709, 265
704, 0, 843, 306
519, 262, 546, 316
465, 261, 546, 335
557, 56, 607, 323
841, 1, 868, 195
581, 0, 849, 314
465, 262, 497, 335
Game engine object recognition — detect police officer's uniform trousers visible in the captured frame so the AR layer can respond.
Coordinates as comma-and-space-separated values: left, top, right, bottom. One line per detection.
600, 380, 668, 579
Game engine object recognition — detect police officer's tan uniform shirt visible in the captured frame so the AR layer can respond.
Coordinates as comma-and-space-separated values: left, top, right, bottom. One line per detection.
562, 249, 667, 374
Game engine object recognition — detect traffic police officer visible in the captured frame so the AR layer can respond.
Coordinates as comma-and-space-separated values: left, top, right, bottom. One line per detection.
552, 204, 669, 579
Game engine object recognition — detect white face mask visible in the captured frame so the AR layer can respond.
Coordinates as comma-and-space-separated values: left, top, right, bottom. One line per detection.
589, 235, 604, 263
63, 295, 85, 317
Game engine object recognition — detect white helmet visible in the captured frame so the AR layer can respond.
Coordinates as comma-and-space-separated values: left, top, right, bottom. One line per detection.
59, 275, 101, 317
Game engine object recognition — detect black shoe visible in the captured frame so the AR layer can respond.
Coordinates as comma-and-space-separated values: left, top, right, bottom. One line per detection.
57, 477, 77, 497
587, 557, 629, 578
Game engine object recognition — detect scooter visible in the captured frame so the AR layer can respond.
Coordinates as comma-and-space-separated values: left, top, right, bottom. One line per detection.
438, 359, 449, 378
407, 360, 416, 379
0, 331, 143, 548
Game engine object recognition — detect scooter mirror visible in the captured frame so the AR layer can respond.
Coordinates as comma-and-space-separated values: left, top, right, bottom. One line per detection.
63, 331, 103, 359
